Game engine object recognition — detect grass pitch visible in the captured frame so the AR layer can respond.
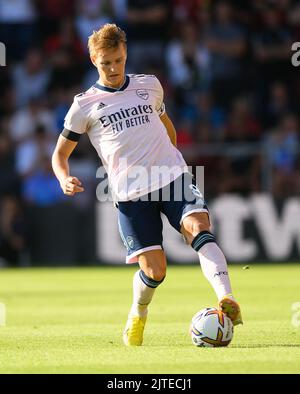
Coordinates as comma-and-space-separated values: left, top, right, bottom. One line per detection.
0, 264, 299, 374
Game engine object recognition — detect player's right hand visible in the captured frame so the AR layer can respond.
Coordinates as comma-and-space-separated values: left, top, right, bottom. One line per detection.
60, 176, 84, 196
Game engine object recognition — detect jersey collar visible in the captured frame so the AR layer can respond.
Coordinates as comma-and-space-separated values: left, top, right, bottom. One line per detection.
94, 75, 130, 93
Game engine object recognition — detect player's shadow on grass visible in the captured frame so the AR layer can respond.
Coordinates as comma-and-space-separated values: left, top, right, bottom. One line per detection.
230, 344, 300, 348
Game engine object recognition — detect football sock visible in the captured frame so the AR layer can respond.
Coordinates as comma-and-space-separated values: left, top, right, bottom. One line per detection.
129, 270, 165, 318
192, 231, 233, 301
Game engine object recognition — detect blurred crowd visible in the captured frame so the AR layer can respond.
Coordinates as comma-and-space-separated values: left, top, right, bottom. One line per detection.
1, 0, 300, 264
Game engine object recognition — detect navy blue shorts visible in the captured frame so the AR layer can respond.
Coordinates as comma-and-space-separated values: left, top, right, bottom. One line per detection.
117, 172, 209, 263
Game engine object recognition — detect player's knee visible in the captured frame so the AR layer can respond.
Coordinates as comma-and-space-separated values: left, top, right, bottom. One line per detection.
139, 250, 167, 282
190, 221, 210, 237
183, 222, 210, 245
182, 213, 210, 240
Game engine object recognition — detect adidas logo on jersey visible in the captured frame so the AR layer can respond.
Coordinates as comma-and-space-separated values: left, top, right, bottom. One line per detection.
97, 102, 107, 110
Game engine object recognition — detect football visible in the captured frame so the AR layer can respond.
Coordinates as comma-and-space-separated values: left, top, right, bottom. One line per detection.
190, 307, 234, 347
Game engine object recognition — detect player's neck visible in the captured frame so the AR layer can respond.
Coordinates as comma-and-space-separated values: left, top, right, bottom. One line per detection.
98, 75, 126, 90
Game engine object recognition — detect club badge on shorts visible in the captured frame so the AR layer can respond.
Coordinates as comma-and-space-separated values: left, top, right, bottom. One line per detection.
126, 236, 135, 249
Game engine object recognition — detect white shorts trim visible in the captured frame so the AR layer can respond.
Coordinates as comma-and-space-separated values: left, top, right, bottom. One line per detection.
180, 209, 210, 226
126, 245, 163, 264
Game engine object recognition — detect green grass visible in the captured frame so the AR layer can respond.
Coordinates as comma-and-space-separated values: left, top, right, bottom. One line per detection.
0, 264, 299, 374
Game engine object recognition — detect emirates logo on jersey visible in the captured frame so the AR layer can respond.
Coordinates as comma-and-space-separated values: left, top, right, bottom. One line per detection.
136, 89, 149, 100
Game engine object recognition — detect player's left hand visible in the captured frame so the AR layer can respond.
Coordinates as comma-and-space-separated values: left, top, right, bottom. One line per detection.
61, 176, 84, 196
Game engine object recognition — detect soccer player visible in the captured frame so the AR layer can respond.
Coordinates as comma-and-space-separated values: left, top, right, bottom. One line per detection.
51, 24, 243, 346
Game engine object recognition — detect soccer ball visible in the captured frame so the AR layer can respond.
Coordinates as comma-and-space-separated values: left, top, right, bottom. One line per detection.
190, 307, 234, 347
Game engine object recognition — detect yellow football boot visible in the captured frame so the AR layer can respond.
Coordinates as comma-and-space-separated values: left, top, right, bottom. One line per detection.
219, 294, 243, 326
123, 315, 147, 346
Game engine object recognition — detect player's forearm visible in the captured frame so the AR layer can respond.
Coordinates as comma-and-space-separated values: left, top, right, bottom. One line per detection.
52, 135, 79, 185
51, 150, 70, 186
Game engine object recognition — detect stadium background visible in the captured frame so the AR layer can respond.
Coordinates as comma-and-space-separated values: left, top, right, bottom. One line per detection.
0, 0, 299, 266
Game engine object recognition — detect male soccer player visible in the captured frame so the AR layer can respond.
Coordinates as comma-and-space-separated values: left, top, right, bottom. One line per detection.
52, 24, 242, 346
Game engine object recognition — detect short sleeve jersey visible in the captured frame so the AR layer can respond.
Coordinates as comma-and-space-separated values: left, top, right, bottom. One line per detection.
64, 74, 188, 201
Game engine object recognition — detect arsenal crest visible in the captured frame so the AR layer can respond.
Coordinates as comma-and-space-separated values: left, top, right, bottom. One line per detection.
136, 89, 149, 100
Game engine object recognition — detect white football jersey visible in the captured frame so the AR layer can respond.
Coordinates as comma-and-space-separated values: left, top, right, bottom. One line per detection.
64, 74, 188, 201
